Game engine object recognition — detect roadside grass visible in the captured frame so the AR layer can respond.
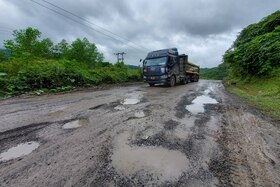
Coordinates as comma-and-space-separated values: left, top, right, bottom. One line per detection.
226, 70, 280, 119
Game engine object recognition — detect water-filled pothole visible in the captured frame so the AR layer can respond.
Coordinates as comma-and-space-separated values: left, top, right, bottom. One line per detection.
111, 132, 189, 182
185, 95, 218, 115
0, 141, 40, 161
62, 119, 88, 129
121, 92, 143, 105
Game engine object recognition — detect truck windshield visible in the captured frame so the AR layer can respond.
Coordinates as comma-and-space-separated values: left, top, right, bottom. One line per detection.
144, 57, 167, 66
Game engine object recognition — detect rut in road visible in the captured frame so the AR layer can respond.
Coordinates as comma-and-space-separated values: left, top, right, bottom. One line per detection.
0, 81, 279, 187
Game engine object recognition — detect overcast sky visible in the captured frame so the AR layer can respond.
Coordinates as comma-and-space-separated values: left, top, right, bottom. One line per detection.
0, 0, 279, 67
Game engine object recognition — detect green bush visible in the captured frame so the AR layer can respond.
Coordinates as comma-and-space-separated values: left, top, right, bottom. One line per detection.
0, 58, 142, 96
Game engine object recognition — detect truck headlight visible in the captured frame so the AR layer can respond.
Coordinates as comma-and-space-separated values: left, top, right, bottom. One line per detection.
143, 76, 146, 79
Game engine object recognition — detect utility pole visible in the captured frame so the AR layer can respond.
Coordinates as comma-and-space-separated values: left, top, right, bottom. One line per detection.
114, 52, 126, 63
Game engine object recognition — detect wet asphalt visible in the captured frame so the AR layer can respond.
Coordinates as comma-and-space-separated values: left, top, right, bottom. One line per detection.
0, 80, 279, 187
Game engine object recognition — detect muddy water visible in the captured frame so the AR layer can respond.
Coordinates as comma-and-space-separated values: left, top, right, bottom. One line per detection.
121, 92, 143, 105
111, 132, 189, 183
62, 119, 88, 129
186, 95, 218, 115
0, 142, 40, 161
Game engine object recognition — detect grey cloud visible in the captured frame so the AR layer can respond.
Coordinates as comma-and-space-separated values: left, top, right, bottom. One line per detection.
1, 0, 280, 67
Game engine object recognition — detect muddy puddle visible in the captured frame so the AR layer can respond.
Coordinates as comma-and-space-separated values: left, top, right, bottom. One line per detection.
111, 132, 189, 183
0, 141, 40, 161
62, 119, 88, 129
204, 87, 214, 95
186, 95, 218, 115
121, 92, 143, 105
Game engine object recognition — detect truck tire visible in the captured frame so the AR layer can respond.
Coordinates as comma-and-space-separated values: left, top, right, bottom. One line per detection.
169, 76, 176, 87
181, 77, 187, 85
149, 83, 155, 87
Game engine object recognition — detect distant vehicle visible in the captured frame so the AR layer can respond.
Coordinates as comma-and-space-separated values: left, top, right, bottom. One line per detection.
142, 48, 199, 87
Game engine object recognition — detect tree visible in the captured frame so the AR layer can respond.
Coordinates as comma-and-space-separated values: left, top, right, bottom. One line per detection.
223, 10, 280, 77
0, 51, 6, 62
67, 38, 104, 66
52, 39, 69, 59
4, 27, 53, 59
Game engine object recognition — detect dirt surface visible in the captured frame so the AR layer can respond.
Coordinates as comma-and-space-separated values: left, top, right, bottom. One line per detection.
0, 80, 279, 187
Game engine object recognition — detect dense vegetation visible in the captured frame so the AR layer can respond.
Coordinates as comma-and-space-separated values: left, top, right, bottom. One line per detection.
223, 11, 280, 119
200, 63, 228, 80
0, 28, 141, 97
224, 10, 280, 78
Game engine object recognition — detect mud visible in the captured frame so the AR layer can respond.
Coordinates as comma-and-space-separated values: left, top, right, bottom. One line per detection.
0, 80, 279, 187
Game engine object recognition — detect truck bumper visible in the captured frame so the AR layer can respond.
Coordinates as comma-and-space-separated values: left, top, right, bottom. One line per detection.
144, 77, 169, 84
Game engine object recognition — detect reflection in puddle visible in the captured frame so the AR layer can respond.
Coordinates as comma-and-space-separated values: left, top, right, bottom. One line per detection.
114, 105, 125, 111
111, 132, 189, 183
186, 95, 218, 115
204, 86, 214, 95
134, 111, 145, 118
121, 92, 143, 105
0, 141, 40, 161
62, 119, 88, 129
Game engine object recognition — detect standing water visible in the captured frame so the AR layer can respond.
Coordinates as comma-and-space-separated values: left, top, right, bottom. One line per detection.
185, 95, 218, 115
0, 141, 40, 161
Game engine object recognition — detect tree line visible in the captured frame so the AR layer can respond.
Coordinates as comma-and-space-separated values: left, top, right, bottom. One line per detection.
202, 11, 280, 81
223, 10, 280, 78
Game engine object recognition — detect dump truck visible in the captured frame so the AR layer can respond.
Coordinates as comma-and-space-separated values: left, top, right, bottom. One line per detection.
142, 48, 199, 87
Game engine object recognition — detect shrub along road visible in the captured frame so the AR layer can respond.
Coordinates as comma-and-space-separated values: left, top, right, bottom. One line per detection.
0, 80, 279, 186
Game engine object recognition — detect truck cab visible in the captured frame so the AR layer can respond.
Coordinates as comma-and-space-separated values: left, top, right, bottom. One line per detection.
142, 48, 182, 86
143, 48, 188, 86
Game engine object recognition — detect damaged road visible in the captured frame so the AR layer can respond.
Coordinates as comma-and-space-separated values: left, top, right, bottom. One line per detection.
0, 80, 279, 186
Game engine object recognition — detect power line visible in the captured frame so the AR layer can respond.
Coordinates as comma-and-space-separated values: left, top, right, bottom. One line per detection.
29, 0, 148, 55
40, 0, 150, 52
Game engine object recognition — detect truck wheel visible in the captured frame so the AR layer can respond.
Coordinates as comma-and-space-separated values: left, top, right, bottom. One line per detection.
169, 76, 176, 87
149, 83, 155, 87
181, 78, 187, 85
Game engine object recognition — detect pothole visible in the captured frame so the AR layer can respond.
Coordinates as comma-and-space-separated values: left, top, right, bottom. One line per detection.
111, 132, 189, 183
62, 119, 88, 129
0, 141, 40, 161
121, 92, 143, 105
185, 95, 218, 115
